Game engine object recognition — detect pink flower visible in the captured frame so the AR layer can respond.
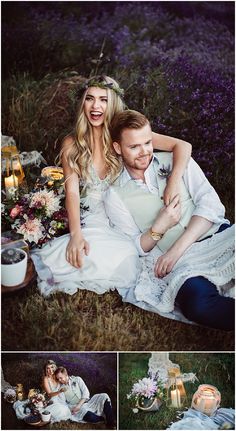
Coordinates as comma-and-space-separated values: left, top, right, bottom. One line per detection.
29, 190, 61, 216
15, 216, 45, 244
9, 204, 22, 219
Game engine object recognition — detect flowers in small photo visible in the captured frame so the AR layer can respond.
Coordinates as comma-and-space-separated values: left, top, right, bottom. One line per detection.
127, 373, 166, 411
132, 408, 139, 414
4, 388, 17, 403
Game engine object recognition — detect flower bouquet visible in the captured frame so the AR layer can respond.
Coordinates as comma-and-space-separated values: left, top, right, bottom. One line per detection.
127, 374, 165, 413
23, 389, 52, 425
24, 389, 51, 414
4, 388, 17, 403
2, 180, 69, 248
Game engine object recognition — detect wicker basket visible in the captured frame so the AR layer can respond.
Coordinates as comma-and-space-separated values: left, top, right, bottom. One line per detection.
137, 396, 162, 412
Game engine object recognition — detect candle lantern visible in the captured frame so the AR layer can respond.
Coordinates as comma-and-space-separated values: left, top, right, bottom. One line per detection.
191, 384, 221, 416
167, 367, 187, 408
2, 145, 25, 199
16, 383, 25, 401
41, 166, 64, 181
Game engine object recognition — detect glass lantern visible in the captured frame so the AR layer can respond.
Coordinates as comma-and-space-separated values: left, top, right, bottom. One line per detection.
191, 384, 221, 416
167, 367, 187, 408
16, 383, 25, 401
41, 166, 64, 181
1, 145, 25, 199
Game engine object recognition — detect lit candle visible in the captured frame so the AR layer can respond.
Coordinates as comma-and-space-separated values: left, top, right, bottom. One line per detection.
4, 175, 18, 199
171, 389, 181, 407
17, 391, 23, 401
202, 391, 217, 414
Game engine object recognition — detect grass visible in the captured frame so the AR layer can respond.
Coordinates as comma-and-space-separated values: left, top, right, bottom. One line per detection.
1, 353, 117, 430
1, 285, 234, 351
119, 352, 235, 430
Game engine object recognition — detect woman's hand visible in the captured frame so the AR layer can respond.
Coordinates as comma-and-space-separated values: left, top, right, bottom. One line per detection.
163, 175, 182, 206
66, 233, 90, 268
59, 387, 66, 393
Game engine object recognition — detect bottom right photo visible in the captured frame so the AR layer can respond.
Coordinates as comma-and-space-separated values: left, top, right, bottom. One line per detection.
119, 352, 235, 430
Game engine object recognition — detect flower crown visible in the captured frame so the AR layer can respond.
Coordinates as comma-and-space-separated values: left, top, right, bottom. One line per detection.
75, 76, 125, 100
85, 79, 125, 98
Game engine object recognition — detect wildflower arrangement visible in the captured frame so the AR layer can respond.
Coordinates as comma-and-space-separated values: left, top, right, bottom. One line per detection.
4, 388, 17, 403
29, 392, 47, 410
127, 373, 166, 411
1, 179, 69, 248
24, 389, 51, 415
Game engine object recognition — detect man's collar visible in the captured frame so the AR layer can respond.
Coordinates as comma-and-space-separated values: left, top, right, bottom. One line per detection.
119, 154, 158, 187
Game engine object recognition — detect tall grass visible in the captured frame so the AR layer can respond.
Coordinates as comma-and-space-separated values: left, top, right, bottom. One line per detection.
2, 286, 234, 352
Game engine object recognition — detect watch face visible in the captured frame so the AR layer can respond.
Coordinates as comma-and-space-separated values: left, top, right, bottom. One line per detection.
151, 232, 160, 241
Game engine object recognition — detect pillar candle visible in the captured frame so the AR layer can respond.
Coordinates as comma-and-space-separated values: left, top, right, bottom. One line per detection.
171, 389, 181, 407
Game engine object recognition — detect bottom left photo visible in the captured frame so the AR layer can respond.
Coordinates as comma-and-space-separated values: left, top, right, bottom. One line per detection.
1, 352, 117, 430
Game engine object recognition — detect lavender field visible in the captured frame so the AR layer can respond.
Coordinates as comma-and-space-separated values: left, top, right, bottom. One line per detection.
2, 1, 234, 218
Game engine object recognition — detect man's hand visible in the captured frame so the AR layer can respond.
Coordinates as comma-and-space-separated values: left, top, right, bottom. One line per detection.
154, 249, 180, 278
140, 195, 181, 253
153, 194, 181, 234
71, 406, 80, 414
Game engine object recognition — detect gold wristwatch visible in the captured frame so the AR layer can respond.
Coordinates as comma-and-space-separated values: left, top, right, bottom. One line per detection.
149, 228, 164, 241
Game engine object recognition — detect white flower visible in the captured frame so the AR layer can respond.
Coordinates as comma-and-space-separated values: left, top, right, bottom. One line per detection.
29, 189, 61, 216
4, 388, 16, 397
132, 377, 157, 398
14, 216, 45, 244
132, 408, 139, 414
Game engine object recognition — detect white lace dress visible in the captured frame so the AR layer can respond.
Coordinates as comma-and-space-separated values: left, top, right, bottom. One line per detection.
31, 166, 139, 296
44, 378, 72, 421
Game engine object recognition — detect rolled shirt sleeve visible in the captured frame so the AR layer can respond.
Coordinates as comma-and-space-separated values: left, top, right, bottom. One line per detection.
76, 377, 90, 400
103, 158, 229, 256
103, 187, 148, 256
184, 158, 228, 224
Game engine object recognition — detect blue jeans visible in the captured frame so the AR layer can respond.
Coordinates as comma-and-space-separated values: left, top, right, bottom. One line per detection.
176, 224, 234, 331
83, 400, 114, 426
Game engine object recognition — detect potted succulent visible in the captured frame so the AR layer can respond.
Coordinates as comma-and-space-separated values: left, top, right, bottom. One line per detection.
1, 248, 27, 286
41, 410, 51, 422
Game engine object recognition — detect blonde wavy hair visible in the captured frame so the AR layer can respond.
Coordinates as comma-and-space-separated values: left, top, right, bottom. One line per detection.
59, 75, 125, 182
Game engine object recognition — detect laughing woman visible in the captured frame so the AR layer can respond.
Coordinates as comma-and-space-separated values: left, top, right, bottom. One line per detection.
31, 75, 192, 296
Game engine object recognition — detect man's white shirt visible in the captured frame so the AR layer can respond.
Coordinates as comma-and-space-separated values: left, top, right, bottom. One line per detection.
103, 155, 228, 256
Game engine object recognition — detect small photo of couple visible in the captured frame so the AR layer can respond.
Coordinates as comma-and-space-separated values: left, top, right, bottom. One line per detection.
1, 353, 117, 430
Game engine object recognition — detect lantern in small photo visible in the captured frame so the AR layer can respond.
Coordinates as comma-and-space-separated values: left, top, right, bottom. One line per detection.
16, 383, 25, 401
2, 145, 25, 199
167, 368, 187, 408
191, 384, 221, 416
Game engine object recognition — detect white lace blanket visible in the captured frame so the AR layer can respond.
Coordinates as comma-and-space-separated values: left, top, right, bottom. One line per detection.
135, 226, 235, 314
167, 407, 235, 430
